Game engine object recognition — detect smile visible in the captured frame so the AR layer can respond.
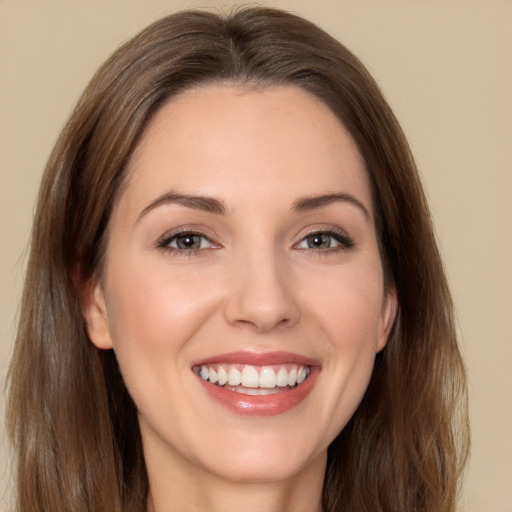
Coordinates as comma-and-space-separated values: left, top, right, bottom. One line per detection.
192, 352, 319, 416
194, 363, 311, 395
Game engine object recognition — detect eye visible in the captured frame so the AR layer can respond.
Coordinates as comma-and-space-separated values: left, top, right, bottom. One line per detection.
158, 231, 215, 251
295, 230, 354, 251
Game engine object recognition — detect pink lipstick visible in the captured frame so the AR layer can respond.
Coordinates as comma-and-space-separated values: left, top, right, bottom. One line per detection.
192, 351, 320, 416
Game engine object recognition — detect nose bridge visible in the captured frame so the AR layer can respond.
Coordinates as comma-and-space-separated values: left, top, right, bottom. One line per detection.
224, 243, 300, 332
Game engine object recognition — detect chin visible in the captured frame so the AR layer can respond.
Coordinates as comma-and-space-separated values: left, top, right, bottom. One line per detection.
205, 450, 324, 485
190, 428, 328, 485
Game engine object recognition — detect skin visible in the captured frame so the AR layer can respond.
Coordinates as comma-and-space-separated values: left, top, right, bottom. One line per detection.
85, 84, 396, 512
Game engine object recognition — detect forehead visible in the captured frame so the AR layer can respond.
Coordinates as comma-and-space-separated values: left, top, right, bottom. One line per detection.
120, 84, 372, 217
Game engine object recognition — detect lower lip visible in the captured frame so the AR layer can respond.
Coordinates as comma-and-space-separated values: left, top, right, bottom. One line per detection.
196, 368, 319, 417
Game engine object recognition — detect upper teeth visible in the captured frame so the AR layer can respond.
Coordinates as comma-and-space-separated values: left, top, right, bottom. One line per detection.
197, 364, 310, 389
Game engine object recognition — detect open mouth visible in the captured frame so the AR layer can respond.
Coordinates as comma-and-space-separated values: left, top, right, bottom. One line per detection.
192, 352, 319, 416
193, 363, 312, 396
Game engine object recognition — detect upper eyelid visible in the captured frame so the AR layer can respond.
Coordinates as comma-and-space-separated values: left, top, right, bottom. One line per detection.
158, 225, 216, 241
299, 226, 349, 236
295, 226, 352, 241
163, 231, 212, 242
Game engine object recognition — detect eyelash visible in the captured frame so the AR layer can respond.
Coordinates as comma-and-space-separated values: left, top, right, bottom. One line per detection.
157, 230, 217, 255
294, 229, 355, 253
156, 228, 355, 255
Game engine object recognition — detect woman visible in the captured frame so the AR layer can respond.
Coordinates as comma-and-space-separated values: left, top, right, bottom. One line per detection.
6, 7, 469, 512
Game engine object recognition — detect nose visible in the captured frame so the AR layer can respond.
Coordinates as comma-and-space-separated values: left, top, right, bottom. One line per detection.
223, 250, 300, 333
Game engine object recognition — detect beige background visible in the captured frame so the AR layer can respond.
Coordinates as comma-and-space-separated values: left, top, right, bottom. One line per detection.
1, 1, 511, 511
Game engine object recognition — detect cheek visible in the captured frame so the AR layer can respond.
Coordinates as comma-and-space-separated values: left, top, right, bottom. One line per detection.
102, 254, 222, 377
299, 262, 385, 424
101, 256, 228, 434
303, 260, 385, 347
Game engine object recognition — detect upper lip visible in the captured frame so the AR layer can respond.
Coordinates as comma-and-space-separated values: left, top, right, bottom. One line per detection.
193, 351, 320, 367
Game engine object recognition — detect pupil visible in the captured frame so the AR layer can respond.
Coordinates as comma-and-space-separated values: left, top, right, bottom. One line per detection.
177, 235, 199, 249
308, 234, 330, 248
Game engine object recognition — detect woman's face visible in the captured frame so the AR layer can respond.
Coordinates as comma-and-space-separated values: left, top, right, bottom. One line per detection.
86, 85, 396, 485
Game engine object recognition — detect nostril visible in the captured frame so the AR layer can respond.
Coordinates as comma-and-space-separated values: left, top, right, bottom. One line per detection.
231, 317, 278, 332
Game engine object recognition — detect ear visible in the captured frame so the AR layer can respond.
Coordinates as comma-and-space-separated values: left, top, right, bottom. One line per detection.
82, 280, 114, 350
376, 287, 398, 352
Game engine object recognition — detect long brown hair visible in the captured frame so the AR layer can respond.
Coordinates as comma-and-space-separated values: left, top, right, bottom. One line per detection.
6, 7, 469, 511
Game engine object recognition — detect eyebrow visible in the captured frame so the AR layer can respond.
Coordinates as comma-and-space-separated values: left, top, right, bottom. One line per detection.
292, 193, 370, 219
138, 190, 369, 222
138, 191, 227, 221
